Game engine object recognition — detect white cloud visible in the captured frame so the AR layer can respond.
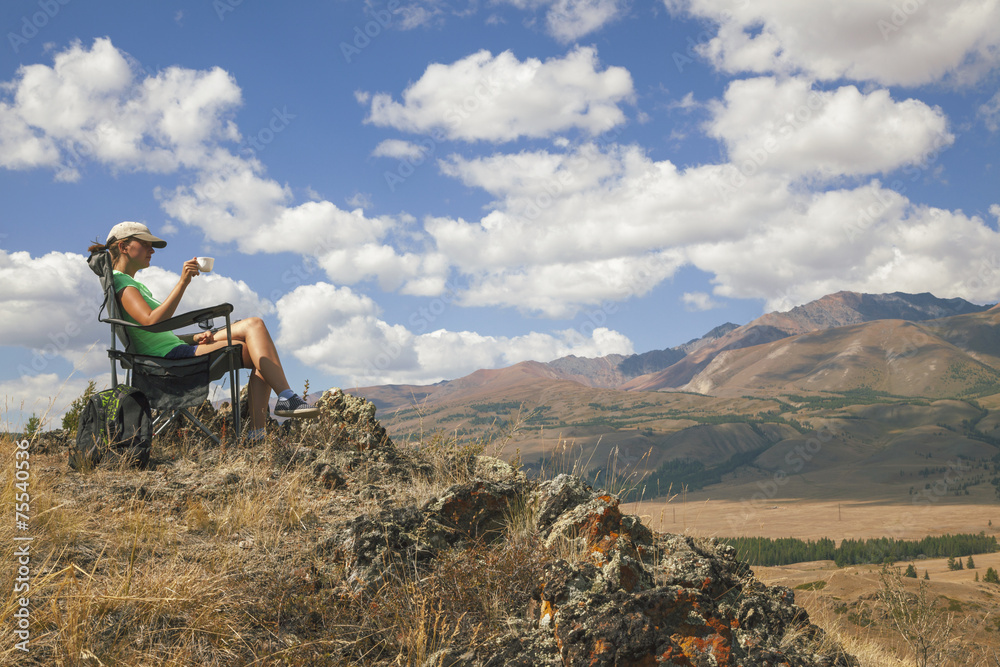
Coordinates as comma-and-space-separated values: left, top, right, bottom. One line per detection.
682, 292, 720, 311
706, 77, 953, 179
372, 139, 429, 160
275, 282, 634, 384
427, 143, 778, 314
546, 0, 627, 42
0, 250, 105, 357
686, 182, 1000, 309
493, 0, 626, 41
362, 46, 634, 142
432, 137, 1000, 316
665, 0, 1000, 86
0, 39, 433, 294
0, 38, 241, 180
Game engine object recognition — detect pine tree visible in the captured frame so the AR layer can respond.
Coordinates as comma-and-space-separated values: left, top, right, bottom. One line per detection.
924, 570, 930, 580
904, 563, 918, 578
984, 567, 1000, 584
25, 414, 40, 439
967, 556, 976, 569
62, 379, 97, 432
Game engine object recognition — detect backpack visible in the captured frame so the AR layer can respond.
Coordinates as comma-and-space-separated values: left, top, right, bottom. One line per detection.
70, 385, 153, 470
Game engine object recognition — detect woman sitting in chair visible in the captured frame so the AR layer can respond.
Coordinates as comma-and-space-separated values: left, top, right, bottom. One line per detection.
88, 221, 318, 442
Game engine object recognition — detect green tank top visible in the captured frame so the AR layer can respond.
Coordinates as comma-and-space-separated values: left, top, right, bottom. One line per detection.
112, 271, 185, 357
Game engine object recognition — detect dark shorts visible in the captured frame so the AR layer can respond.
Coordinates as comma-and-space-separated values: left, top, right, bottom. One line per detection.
164, 344, 199, 359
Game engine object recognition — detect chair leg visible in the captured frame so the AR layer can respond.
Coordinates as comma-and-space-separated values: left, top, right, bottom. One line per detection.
153, 410, 182, 437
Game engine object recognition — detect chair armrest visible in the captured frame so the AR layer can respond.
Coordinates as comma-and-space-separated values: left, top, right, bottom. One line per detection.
102, 304, 235, 334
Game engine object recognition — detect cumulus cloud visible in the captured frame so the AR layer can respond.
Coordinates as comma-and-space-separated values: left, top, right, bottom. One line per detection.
665, 0, 1000, 86
686, 182, 1000, 310
706, 77, 953, 180
431, 139, 1000, 316
0, 39, 437, 294
0, 37, 241, 181
0, 250, 105, 356
275, 282, 634, 384
362, 46, 634, 142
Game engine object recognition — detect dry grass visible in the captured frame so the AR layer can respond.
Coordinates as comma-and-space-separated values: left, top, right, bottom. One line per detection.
8, 397, 1000, 666
0, 408, 562, 666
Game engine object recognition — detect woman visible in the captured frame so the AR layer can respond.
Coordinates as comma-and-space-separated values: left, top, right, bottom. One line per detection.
89, 221, 318, 442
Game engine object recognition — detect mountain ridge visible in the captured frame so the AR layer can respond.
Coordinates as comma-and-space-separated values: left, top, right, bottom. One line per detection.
356, 290, 993, 411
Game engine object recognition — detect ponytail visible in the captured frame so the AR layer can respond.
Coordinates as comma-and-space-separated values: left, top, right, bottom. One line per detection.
90, 236, 130, 263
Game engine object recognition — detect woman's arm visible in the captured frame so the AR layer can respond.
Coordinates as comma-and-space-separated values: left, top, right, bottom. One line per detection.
118, 258, 201, 326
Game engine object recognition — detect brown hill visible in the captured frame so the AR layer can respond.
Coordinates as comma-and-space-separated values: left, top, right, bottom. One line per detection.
623, 291, 990, 391
681, 318, 1000, 398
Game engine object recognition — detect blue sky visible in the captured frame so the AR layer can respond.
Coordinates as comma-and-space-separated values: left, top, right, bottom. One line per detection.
1, 0, 999, 430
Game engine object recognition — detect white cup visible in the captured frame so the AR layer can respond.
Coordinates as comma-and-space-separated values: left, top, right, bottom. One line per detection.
196, 257, 214, 273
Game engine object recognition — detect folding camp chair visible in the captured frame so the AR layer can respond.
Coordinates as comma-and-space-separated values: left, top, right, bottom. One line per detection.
88, 250, 243, 444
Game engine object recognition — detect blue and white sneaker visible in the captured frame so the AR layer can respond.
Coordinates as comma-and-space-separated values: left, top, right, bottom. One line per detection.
274, 393, 320, 419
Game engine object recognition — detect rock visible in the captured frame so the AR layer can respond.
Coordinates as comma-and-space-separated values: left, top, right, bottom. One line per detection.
473, 455, 524, 482
316, 472, 857, 666
424, 479, 525, 542
32, 428, 72, 455
296, 388, 394, 451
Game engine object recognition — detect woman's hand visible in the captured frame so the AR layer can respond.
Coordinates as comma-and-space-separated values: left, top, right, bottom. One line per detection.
193, 330, 216, 345
180, 257, 200, 285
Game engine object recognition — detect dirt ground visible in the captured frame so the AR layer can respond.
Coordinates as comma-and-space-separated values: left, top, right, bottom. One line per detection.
625, 498, 998, 542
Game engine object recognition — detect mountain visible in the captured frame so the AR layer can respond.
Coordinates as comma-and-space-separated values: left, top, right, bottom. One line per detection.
358, 291, 993, 412
681, 316, 1000, 398
623, 291, 991, 391
351, 291, 1000, 505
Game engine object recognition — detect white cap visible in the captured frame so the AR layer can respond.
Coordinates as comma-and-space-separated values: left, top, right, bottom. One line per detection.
106, 221, 167, 248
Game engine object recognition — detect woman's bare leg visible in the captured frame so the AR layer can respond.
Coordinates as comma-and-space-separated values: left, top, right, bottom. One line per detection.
246, 368, 270, 430
196, 317, 292, 395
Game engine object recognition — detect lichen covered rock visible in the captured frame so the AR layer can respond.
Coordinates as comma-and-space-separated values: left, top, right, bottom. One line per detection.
296, 388, 393, 451
323, 471, 857, 666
